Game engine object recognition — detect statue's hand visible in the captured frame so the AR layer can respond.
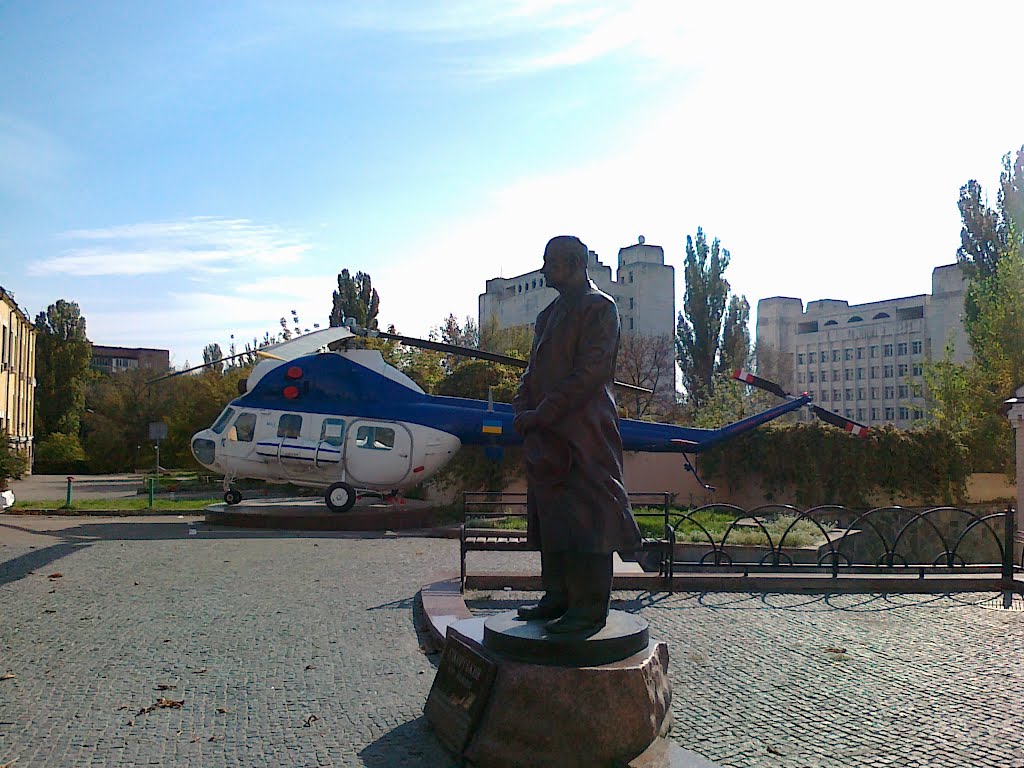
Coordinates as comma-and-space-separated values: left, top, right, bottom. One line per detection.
513, 410, 540, 435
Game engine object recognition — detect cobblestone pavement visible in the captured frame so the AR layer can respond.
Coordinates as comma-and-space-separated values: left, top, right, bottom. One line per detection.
2, 516, 1024, 767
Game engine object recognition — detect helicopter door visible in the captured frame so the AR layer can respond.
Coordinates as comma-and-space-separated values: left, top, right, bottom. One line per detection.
344, 421, 412, 486
219, 411, 259, 466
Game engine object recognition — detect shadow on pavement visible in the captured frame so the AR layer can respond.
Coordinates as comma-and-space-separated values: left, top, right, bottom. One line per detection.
357, 715, 457, 767
0, 518, 413, 589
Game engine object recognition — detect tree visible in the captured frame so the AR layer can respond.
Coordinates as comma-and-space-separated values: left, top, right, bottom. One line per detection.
615, 333, 677, 420
718, 295, 751, 374
203, 343, 224, 374
675, 228, 749, 411
957, 143, 1024, 282
329, 269, 379, 329
33, 300, 92, 440
0, 430, 28, 490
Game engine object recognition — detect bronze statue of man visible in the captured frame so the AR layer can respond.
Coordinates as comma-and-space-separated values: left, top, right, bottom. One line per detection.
512, 235, 642, 635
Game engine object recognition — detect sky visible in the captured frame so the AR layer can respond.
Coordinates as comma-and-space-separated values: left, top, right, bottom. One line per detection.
2, 1, 1023, 368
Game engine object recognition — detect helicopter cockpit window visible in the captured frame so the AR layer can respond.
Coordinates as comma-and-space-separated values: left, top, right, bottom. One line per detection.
212, 408, 236, 435
277, 414, 302, 439
355, 425, 395, 451
320, 418, 345, 447
233, 413, 257, 442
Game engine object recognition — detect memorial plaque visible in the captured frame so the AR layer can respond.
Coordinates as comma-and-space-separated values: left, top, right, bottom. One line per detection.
424, 632, 498, 754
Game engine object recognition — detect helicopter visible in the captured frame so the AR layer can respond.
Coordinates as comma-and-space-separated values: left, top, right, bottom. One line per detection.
158, 323, 868, 513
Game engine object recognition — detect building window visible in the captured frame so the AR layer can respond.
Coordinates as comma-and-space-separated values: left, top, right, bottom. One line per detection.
871, 407, 880, 419
911, 340, 922, 354
797, 373, 805, 384
899, 407, 910, 420
824, 320, 838, 326
844, 369, 853, 381
833, 389, 841, 401
808, 371, 816, 383
870, 346, 878, 358
629, 318, 634, 330
856, 368, 864, 380
833, 369, 840, 382
845, 389, 853, 401
884, 365, 894, 377
848, 316, 863, 323
845, 409, 854, 417
912, 384, 923, 397
629, 272, 634, 283
873, 312, 891, 319
857, 408, 865, 420
808, 390, 815, 400
870, 366, 879, 378
844, 348, 853, 361
857, 388, 865, 400
897, 363, 908, 376
797, 353, 805, 365
524, 282, 529, 291
629, 297, 634, 310
913, 408, 924, 419
518, 285, 522, 293
539, 278, 544, 286
820, 352, 827, 363
532, 279, 537, 289
831, 350, 840, 362
897, 342, 908, 355
821, 391, 829, 401
883, 344, 894, 356
912, 363, 923, 376
885, 407, 895, 420
857, 347, 865, 359
898, 385, 909, 398
870, 387, 879, 399
884, 385, 895, 398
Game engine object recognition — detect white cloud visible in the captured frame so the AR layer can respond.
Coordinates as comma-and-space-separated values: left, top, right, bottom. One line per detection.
31, 217, 312, 277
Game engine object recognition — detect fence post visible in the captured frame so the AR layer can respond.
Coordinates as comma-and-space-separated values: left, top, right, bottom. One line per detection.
65, 476, 73, 508
1002, 502, 1015, 586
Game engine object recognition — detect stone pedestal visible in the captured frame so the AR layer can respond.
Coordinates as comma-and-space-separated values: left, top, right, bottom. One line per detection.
425, 611, 672, 768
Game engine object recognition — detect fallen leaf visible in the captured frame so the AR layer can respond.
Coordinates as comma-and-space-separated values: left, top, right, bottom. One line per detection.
43, 609, 56, 614
137, 706, 154, 716
824, 647, 847, 654
304, 715, 319, 727
193, 668, 208, 674
216, 707, 228, 714
190, 736, 200, 743
0, 673, 15, 681
767, 745, 787, 756
304, 665, 316, 671
156, 698, 184, 709
126, 719, 135, 726
155, 684, 177, 691
208, 736, 218, 742
47, 573, 63, 579
162, 639, 171, 643
134, 582, 139, 586
116, 705, 129, 711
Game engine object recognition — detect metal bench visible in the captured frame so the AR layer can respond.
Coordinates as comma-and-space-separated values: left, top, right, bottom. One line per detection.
459, 491, 675, 591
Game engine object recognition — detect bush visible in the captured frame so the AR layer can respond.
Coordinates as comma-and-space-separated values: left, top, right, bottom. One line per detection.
33, 432, 88, 475
0, 430, 29, 489
698, 422, 969, 507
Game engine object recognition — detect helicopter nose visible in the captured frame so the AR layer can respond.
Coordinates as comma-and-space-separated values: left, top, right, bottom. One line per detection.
192, 435, 216, 466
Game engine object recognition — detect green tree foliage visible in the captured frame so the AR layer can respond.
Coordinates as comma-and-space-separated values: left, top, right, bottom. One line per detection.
718, 295, 751, 374
161, 367, 251, 468
932, 146, 1024, 474
33, 431, 87, 472
33, 300, 92, 440
675, 228, 749, 411
329, 269, 379, 329
699, 422, 969, 507
203, 343, 224, 373
0, 430, 29, 489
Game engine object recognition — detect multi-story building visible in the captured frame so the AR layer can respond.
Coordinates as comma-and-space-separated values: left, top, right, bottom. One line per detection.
0, 287, 36, 470
756, 264, 968, 428
478, 237, 676, 339
90, 345, 170, 374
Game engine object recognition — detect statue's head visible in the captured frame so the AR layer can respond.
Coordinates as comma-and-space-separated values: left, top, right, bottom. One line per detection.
542, 236, 588, 291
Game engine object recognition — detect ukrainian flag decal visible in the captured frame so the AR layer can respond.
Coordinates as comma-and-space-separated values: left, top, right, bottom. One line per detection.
481, 419, 503, 435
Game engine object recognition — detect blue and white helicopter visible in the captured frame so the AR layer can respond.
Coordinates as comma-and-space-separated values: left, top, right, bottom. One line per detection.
172, 325, 867, 512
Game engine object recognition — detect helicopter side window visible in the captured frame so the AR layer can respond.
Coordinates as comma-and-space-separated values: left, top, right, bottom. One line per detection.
233, 413, 257, 442
278, 414, 302, 439
355, 425, 395, 451
320, 418, 345, 447
212, 408, 236, 435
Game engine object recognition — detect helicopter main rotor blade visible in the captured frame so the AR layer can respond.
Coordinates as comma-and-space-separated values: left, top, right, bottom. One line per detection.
370, 330, 653, 395
147, 349, 266, 384
731, 368, 869, 437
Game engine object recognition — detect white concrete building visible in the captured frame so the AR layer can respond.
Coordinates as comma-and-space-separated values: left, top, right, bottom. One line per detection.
478, 238, 675, 339
756, 264, 969, 428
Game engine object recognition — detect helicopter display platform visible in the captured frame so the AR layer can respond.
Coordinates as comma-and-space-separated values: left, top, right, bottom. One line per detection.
204, 496, 439, 531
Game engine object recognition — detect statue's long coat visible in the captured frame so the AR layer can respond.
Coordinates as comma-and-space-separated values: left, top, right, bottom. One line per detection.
513, 281, 642, 554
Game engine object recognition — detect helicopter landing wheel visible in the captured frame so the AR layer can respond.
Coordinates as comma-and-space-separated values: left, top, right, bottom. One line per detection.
325, 482, 356, 513
224, 489, 242, 505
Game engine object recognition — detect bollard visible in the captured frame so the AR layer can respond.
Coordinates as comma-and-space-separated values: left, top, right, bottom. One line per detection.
65, 476, 74, 508
148, 476, 155, 509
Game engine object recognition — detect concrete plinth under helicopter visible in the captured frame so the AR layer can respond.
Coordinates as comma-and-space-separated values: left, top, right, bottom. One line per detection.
204, 496, 439, 531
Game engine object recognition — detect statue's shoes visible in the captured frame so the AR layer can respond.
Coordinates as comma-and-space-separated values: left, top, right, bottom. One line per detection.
544, 612, 606, 635
516, 601, 568, 621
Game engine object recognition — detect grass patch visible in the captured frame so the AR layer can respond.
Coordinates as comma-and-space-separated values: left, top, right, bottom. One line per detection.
12, 498, 219, 512
635, 507, 831, 547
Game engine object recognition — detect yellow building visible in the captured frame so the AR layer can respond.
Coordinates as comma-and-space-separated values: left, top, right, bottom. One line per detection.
1, 287, 36, 471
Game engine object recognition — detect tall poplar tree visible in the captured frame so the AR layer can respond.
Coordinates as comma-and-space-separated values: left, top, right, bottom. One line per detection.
675, 228, 749, 409
329, 269, 380, 329
33, 300, 92, 440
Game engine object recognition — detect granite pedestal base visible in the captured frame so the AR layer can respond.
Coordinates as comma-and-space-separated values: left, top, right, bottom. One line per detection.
425, 611, 672, 768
